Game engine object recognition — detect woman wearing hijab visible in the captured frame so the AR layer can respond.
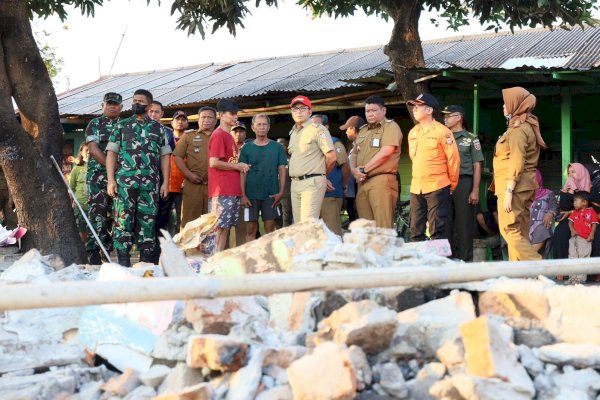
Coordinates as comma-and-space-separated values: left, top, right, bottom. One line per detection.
493, 87, 546, 261
529, 169, 557, 258
552, 162, 591, 259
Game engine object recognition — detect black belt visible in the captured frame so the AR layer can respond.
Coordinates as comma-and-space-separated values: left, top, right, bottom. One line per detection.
366, 172, 396, 180
290, 173, 325, 181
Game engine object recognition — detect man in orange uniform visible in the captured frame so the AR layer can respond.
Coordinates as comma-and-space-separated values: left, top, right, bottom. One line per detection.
407, 93, 460, 241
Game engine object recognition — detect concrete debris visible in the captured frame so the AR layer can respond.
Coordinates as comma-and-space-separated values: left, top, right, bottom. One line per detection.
460, 316, 535, 397
313, 300, 397, 354
186, 334, 249, 372
287, 342, 356, 400
5, 221, 600, 399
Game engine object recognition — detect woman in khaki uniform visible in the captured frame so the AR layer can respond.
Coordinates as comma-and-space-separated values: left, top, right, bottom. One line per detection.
493, 87, 547, 261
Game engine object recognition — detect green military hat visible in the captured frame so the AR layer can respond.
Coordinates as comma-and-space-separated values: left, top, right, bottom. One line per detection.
103, 92, 123, 104
442, 105, 466, 116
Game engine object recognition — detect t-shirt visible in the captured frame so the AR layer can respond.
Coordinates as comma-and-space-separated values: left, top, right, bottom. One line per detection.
69, 163, 88, 210
569, 207, 599, 239
208, 127, 241, 197
239, 140, 288, 200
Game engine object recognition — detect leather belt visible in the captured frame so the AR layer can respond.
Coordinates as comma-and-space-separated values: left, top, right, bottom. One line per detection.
290, 173, 325, 181
366, 172, 396, 180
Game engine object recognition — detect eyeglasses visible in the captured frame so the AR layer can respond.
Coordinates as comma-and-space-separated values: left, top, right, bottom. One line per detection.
291, 106, 309, 112
443, 113, 461, 119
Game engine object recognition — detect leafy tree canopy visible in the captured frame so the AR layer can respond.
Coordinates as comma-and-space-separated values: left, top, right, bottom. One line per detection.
28, 0, 598, 38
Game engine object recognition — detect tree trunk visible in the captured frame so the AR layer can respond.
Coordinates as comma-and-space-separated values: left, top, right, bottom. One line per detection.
0, 1, 85, 264
382, 0, 431, 106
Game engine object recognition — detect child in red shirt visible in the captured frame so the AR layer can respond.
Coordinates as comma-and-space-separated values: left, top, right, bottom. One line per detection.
567, 191, 599, 283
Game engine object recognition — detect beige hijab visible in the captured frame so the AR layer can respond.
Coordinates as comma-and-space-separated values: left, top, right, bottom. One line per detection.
502, 87, 547, 149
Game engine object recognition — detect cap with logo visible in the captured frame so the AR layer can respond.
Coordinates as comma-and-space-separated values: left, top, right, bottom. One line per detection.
340, 115, 366, 130
290, 95, 312, 109
441, 105, 466, 116
103, 92, 122, 104
172, 110, 188, 120
217, 99, 241, 113
407, 93, 440, 110
231, 122, 246, 131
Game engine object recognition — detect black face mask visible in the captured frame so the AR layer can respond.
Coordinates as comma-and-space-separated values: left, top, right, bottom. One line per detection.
132, 103, 147, 115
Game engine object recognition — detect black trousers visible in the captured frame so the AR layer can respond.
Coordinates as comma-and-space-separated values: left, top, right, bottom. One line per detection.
449, 176, 474, 261
410, 185, 451, 242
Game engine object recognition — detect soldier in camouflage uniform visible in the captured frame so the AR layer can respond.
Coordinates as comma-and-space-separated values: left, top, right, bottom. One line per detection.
85, 92, 123, 264
106, 89, 171, 267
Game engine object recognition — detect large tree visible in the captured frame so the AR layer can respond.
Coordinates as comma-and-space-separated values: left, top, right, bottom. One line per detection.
1, 0, 595, 263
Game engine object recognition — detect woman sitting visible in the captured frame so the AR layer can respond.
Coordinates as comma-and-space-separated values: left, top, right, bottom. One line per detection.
529, 169, 557, 258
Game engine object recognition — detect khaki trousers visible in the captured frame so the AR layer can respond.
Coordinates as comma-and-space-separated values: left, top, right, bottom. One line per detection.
291, 176, 327, 223
497, 190, 541, 261
320, 197, 343, 236
180, 182, 208, 230
356, 174, 398, 229
569, 235, 592, 258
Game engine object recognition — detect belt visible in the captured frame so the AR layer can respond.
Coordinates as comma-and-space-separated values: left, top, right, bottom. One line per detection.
366, 172, 396, 180
290, 173, 325, 181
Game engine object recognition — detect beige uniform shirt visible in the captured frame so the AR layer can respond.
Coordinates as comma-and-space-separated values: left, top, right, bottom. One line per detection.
493, 122, 539, 194
172, 129, 211, 183
334, 140, 349, 166
288, 120, 335, 177
353, 119, 403, 175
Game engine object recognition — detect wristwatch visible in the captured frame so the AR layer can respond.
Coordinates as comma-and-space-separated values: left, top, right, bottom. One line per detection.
506, 187, 514, 193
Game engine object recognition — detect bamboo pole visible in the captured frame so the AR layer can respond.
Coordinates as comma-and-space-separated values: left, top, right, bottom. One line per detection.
2, 258, 600, 311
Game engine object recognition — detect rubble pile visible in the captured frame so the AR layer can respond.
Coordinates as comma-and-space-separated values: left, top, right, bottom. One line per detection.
1, 221, 600, 399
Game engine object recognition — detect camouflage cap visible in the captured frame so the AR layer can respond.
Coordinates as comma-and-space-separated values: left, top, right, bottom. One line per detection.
103, 92, 122, 104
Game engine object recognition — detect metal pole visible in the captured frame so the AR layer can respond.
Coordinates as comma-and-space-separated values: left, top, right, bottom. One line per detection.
473, 83, 479, 135
561, 87, 572, 186
50, 155, 112, 263
2, 257, 600, 311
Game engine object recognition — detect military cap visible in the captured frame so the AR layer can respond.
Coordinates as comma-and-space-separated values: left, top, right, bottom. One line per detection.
103, 92, 122, 104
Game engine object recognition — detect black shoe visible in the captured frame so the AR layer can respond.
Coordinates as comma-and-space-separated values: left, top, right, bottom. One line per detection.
139, 247, 159, 264
87, 251, 102, 265
116, 250, 131, 268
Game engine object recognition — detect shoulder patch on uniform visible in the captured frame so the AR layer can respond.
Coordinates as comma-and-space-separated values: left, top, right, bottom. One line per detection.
320, 132, 327, 139
336, 147, 341, 153
474, 141, 482, 151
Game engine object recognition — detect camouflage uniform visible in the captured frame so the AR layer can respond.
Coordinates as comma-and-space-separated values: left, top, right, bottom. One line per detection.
85, 115, 118, 253
106, 115, 172, 252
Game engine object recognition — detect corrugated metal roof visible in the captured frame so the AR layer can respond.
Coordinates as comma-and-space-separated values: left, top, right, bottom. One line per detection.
58, 25, 600, 116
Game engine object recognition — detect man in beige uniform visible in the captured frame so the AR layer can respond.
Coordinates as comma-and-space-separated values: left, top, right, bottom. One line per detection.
288, 95, 336, 223
350, 95, 403, 228
173, 106, 217, 229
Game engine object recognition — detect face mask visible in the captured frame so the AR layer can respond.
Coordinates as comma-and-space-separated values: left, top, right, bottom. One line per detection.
132, 103, 147, 115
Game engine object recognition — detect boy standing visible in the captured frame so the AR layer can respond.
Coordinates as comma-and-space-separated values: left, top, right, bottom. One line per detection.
568, 191, 599, 283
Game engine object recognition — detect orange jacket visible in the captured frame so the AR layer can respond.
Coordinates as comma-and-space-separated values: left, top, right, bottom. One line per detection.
408, 120, 460, 194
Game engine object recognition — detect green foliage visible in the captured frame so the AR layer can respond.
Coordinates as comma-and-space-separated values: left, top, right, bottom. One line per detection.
25, 0, 598, 37
33, 28, 65, 81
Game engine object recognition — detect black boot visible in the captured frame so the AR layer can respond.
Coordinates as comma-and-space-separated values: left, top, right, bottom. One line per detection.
139, 247, 159, 264
116, 250, 131, 268
87, 250, 102, 265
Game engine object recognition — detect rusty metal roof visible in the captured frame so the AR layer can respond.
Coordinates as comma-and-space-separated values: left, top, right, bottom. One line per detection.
58, 25, 600, 116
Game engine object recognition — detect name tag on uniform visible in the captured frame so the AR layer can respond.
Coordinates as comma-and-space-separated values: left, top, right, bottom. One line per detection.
372, 138, 381, 148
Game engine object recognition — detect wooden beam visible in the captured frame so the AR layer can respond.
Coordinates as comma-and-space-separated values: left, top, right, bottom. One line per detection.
441, 71, 500, 89
552, 72, 599, 85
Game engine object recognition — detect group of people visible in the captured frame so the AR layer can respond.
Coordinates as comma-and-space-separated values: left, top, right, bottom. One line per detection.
64, 85, 598, 272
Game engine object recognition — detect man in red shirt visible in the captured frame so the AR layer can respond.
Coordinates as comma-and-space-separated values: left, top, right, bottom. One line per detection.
208, 99, 250, 252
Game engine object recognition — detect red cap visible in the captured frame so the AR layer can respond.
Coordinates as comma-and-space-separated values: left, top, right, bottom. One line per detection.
290, 95, 312, 109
